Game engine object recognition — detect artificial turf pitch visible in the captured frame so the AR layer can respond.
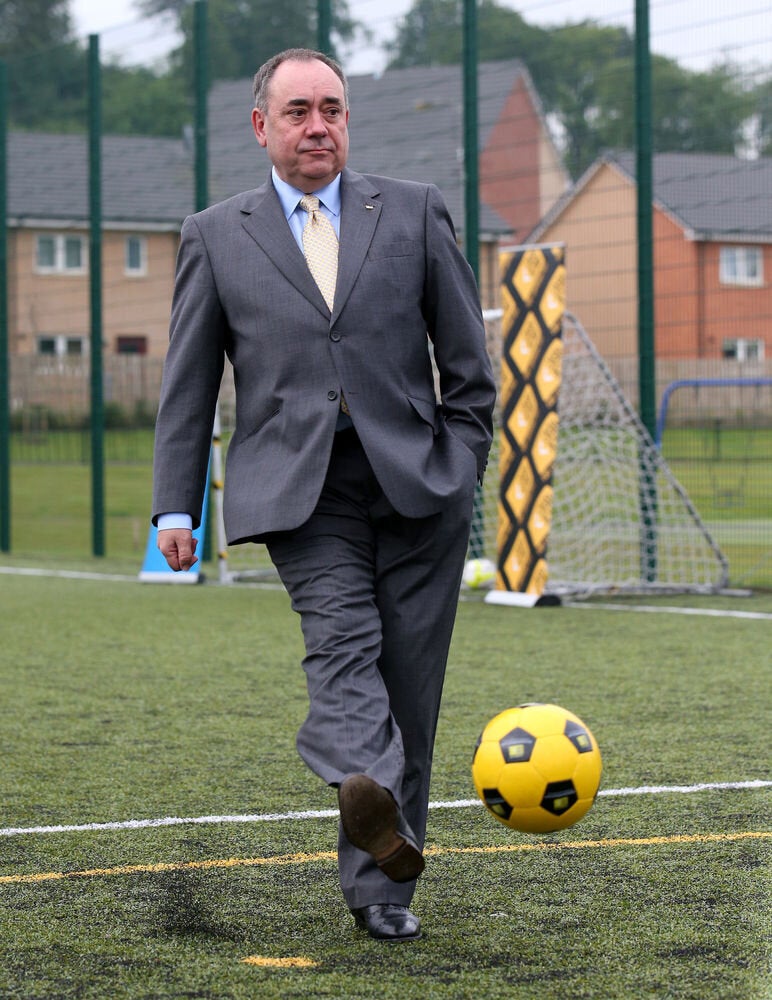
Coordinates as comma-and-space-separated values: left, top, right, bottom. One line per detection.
0, 569, 769, 999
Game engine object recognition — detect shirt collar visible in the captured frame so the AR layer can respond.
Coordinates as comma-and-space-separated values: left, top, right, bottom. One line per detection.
272, 167, 342, 220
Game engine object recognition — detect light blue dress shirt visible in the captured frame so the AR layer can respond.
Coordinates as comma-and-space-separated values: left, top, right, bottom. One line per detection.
157, 170, 343, 532
272, 167, 342, 245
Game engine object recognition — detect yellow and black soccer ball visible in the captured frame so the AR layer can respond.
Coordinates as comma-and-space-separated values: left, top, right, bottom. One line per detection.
472, 703, 602, 833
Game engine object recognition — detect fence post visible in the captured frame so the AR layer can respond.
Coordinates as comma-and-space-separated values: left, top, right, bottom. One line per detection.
89, 35, 105, 557
462, 0, 479, 284
635, 0, 657, 581
462, 0, 485, 560
0, 59, 9, 553
194, 0, 214, 563
317, 0, 333, 55
194, 0, 208, 215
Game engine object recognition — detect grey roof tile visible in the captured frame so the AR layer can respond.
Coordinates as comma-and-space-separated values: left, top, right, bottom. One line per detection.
609, 151, 772, 240
9, 132, 193, 225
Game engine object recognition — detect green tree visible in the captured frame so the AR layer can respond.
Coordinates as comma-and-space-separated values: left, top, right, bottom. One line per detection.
754, 76, 772, 155
387, 0, 550, 76
650, 59, 754, 154
139, 0, 364, 85
550, 44, 754, 174
542, 21, 634, 176
0, 0, 87, 130
100, 63, 188, 137
0, 0, 72, 47
385, 0, 763, 177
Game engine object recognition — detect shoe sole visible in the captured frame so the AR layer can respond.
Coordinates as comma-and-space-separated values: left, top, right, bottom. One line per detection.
338, 775, 425, 883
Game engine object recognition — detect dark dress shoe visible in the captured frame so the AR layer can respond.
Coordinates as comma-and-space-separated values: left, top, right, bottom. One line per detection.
338, 774, 425, 883
351, 904, 422, 941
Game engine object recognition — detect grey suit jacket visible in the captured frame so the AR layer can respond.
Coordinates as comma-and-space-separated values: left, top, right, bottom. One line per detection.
152, 167, 496, 543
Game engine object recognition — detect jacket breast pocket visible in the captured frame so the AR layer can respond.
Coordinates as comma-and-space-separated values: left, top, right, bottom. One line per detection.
367, 240, 419, 261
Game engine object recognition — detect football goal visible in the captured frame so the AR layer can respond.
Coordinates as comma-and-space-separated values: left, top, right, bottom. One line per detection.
471, 310, 730, 598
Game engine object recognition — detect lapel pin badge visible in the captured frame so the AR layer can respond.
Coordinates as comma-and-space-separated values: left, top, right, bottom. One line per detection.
365, 203, 375, 210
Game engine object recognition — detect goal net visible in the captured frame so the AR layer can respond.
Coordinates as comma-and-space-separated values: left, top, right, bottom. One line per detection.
471, 310, 729, 598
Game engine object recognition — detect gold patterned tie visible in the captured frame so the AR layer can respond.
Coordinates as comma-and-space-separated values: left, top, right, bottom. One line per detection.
300, 194, 338, 311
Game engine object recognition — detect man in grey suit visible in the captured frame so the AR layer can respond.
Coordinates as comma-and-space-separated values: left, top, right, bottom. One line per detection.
152, 48, 496, 942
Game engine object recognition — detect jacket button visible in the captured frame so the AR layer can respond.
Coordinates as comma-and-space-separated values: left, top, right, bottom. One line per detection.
327, 390, 338, 401
330, 331, 341, 342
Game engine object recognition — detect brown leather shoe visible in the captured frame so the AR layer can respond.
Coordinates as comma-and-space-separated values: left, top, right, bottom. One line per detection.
338, 774, 425, 883
351, 904, 422, 941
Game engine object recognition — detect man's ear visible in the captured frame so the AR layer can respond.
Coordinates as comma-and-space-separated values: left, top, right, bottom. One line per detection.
251, 107, 268, 148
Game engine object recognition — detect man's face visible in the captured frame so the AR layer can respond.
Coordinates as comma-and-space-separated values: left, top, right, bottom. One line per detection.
252, 58, 349, 192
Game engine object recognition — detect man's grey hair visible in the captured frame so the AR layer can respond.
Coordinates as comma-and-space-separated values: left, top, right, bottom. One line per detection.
253, 48, 349, 111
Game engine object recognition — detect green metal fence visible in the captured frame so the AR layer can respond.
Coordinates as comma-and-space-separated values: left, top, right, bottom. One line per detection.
0, 0, 770, 590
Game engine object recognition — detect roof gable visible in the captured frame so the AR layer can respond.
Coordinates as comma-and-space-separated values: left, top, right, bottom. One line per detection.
532, 150, 772, 243
610, 151, 772, 241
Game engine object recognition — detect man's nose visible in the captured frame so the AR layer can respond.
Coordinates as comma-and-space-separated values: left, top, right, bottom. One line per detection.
306, 108, 328, 134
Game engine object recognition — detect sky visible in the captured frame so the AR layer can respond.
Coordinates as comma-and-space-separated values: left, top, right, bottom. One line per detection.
70, 0, 771, 75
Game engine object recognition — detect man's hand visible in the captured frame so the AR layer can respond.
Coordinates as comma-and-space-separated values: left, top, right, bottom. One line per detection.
157, 528, 199, 572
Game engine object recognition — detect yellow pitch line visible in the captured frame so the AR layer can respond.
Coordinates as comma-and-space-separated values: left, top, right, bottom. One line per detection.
241, 956, 318, 968
0, 850, 337, 885
1, 832, 768, 886
424, 831, 772, 856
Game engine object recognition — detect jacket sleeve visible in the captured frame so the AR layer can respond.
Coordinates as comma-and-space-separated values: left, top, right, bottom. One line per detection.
151, 214, 227, 528
423, 184, 497, 482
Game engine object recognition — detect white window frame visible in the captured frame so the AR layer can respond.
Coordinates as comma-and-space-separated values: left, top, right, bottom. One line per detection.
34, 233, 87, 275
721, 337, 765, 362
719, 246, 763, 287
124, 235, 148, 277
36, 335, 88, 358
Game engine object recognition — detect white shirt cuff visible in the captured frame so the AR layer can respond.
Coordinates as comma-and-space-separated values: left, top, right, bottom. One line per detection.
157, 513, 193, 531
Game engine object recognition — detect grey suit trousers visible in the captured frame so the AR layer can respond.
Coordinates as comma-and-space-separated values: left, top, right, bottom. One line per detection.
265, 427, 474, 909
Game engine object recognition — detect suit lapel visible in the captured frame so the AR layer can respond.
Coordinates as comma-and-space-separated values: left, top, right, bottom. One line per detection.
333, 169, 382, 323
240, 182, 329, 316
239, 171, 382, 322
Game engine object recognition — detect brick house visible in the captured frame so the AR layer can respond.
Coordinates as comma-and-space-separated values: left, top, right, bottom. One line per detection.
7, 133, 190, 363
6, 60, 567, 363
528, 151, 772, 363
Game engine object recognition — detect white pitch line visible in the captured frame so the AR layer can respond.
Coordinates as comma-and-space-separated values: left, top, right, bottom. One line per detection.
564, 601, 772, 621
1, 781, 769, 839
0, 566, 138, 583
3, 566, 771, 616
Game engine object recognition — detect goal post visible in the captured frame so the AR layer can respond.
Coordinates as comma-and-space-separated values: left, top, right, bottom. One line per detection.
654, 377, 772, 588
655, 378, 772, 448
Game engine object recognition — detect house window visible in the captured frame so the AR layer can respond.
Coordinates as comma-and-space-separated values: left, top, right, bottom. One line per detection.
36, 335, 87, 358
722, 338, 764, 362
36, 237, 56, 270
35, 234, 86, 274
116, 336, 148, 355
719, 246, 763, 287
125, 236, 147, 276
